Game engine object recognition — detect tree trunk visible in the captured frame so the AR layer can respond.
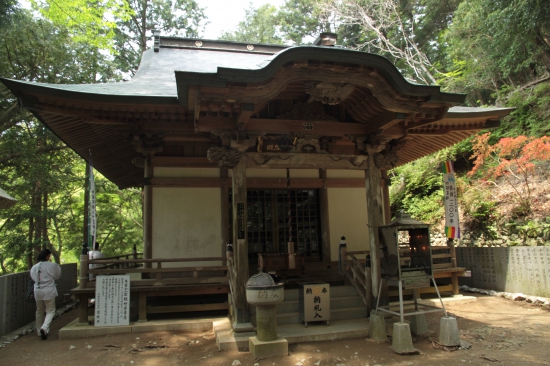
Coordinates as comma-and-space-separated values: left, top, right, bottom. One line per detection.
535, 30, 550, 72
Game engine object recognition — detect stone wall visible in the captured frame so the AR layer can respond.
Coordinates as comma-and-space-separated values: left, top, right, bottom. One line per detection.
430, 230, 550, 247
0, 263, 77, 336
456, 247, 550, 297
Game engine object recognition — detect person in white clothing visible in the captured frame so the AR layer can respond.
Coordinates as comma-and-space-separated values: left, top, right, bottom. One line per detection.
30, 249, 61, 340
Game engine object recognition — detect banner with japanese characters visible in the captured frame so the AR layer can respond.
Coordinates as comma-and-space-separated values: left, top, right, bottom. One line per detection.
88, 155, 97, 250
442, 161, 460, 239
95, 275, 130, 326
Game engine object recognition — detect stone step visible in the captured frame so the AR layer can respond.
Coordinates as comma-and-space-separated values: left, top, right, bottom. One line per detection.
215, 317, 370, 351
213, 319, 254, 351
250, 295, 365, 315
251, 306, 368, 326
273, 285, 360, 302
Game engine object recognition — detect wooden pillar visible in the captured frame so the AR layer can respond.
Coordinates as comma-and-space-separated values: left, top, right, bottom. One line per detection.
381, 170, 391, 224
365, 151, 384, 310
221, 168, 230, 266
319, 169, 331, 266
231, 157, 252, 331
143, 155, 153, 268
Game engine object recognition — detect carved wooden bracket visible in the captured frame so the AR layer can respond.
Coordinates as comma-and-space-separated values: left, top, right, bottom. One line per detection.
373, 150, 399, 170
372, 139, 406, 170
276, 101, 338, 121
304, 81, 355, 105
247, 152, 368, 169
131, 133, 164, 155
207, 147, 243, 167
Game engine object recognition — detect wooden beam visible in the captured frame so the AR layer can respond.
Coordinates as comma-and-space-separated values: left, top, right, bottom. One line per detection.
196, 116, 370, 136
235, 103, 255, 131
152, 157, 217, 168
150, 177, 365, 188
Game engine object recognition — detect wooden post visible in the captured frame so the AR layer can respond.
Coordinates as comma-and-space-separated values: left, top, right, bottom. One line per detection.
138, 291, 147, 322
365, 150, 384, 310
319, 168, 331, 266
448, 238, 459, 295
79, 253, 88, 289
78, 294, 88, 324
231, 157, 252, 332
221, 168, 230, 266
364, 254, 372, 313
381, 170, 391, 224
143, 155, 153, 269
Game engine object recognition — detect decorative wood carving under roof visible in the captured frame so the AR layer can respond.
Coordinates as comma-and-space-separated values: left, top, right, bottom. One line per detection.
1, 36, 513, 188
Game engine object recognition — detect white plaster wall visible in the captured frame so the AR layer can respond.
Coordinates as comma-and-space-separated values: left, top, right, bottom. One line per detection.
154, 167, 220, 178
152, 187, 222, 267
290, 169, 319, 178
327, 188, 370, 261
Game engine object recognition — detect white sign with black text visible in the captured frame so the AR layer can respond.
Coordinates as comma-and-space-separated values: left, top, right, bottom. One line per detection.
95, 275, 130, 327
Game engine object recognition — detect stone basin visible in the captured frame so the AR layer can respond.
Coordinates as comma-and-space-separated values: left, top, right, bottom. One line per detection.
245, 272, 284, 306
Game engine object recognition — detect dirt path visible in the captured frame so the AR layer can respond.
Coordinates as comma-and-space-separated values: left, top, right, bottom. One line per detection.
1, 294, 549, 366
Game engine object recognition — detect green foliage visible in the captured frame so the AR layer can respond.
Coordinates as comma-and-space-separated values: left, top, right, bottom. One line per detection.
444, 0, 550, 103
30, 0, 133, 50
495, 83, 550, 139
221, 4, 285, 45
0, 10, 141, 273
505, 218, 550, 241
278, 0, 332, 45
112, 0, 207, 74
389, 154, 447, 223
29, 0, 207, 76
460, 182, 499, 231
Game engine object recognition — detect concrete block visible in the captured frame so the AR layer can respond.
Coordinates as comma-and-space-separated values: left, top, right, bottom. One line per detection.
439, 316, 460, 346
132, 318, 213, 333
410, 314, 428, 335
59, 318, 132, 339
232, 321, 254, 333
249, 336, 288, 359
368, 313, 386, 341
392, 322, 419, 354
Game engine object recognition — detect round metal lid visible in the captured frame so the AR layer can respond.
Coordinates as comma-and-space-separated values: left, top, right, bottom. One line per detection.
246, 272, 276, 288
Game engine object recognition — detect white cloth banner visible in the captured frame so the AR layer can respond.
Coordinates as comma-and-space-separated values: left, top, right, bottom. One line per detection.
89, 161, 97, 250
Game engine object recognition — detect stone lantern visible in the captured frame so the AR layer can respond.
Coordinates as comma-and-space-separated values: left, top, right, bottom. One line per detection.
246, 272, 288, 358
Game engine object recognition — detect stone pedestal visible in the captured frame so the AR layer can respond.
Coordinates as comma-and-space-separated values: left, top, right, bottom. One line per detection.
410, 314, 428, 335
439, 316, 460, 346
368, 313, 387, 341
392, 322, 419, 354
249, 336, 288, 359
256, 305, 277, 341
